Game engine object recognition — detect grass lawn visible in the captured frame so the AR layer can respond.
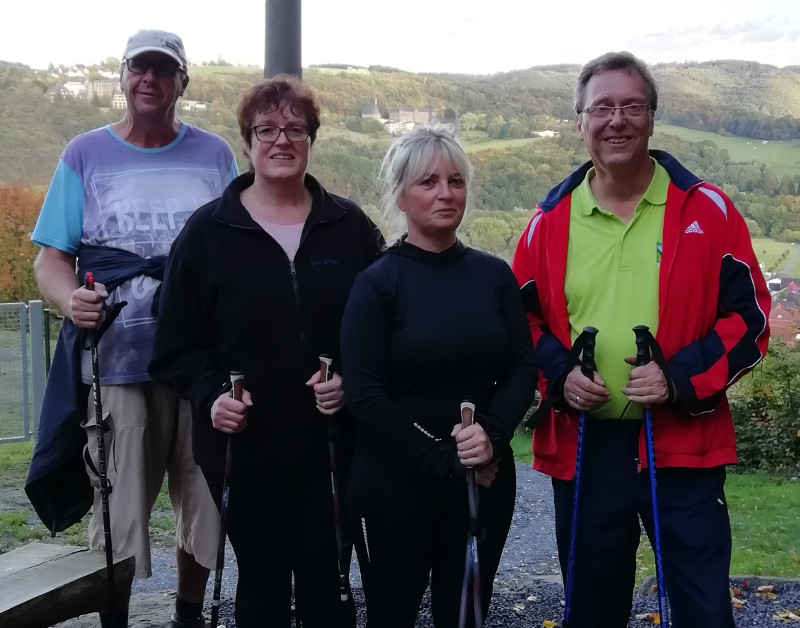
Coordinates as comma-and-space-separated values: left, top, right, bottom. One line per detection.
510, 431, 800, 579
2, 433, 797, 580
655, 124, 800, 179
750, 237, 793, 273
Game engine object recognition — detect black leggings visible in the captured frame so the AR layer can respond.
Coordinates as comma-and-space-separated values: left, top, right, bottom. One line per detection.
347, 454, 516, 628
204, 459, 355, 628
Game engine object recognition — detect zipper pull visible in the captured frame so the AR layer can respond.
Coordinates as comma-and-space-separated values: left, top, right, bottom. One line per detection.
290, 261, 296, 276
635, 457, 642, 474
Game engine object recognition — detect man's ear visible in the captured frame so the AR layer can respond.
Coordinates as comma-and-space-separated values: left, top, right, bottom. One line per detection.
180, 74, 190, 97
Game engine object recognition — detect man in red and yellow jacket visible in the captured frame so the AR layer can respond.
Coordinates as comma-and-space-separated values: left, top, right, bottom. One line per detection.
512, 51, 770, 628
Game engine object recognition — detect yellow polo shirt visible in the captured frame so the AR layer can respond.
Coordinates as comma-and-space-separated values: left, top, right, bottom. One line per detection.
564, 160, 669, 419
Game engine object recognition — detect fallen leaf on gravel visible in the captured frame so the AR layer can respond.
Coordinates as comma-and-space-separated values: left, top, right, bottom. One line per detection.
635, 612, 661, 623
513, 602, 525, 614
758, 584, 775, 593
731, 596, 746, 609
527, 595, 538, 602
772, 610, 800, 621
543, 621, 557, 627
731, 587, 741, 596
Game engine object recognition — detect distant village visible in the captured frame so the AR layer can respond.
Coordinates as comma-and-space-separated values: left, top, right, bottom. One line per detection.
45, 65, 209, 113
359, 98, 559, 138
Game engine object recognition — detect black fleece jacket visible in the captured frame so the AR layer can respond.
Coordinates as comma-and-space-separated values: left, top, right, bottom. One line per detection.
340, 239, 537, 478
149, 172, 384, 471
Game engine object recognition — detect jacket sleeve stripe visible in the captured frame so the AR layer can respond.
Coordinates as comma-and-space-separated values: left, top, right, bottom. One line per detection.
665, 253, 768, 415
699, 186, 728, 218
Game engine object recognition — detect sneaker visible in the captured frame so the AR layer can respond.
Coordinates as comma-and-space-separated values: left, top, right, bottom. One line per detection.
171, 613, 207, 628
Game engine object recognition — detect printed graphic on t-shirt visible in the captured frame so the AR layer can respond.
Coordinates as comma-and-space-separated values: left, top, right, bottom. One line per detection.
80, 166, 227, 384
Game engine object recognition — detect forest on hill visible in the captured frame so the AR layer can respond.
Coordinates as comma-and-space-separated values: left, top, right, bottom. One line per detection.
4, 57, 800, 303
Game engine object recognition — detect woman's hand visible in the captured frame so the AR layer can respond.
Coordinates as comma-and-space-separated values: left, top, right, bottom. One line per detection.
306, 370, 344, 415
452, 422, 494, 467
474, 461, 499, 488
210, 388, 252, 434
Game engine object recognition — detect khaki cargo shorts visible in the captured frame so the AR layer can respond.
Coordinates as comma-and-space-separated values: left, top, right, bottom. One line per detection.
83, 381, 220, 578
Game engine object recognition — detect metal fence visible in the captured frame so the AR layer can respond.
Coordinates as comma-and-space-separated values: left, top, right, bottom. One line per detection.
0, 301, 51, 444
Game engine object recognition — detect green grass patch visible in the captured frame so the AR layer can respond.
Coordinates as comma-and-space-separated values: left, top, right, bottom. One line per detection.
514, 432, 800, 578
656, 124, 800, 179
462, 136, 548, 154
636, 471, 800, 579
750, 237, 793, 271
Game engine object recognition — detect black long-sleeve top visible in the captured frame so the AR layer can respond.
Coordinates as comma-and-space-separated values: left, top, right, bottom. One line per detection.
340, 239, 537, 478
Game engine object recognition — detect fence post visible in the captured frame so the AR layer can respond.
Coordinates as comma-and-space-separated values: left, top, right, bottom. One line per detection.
29, 300, 45, 440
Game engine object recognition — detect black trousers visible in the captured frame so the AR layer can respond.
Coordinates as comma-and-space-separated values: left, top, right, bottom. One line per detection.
347, 453, 516, 628
204, 456, 355, 628
552, 418, 735, 628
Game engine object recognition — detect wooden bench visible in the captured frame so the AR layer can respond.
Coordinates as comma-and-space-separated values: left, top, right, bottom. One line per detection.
0, 542, 134, 628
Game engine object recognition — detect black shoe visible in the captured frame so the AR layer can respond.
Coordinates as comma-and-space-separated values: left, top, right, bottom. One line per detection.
171, 612, 207, 628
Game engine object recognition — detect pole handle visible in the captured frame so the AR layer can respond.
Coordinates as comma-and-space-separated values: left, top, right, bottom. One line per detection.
84, 272, 94, 291
319, 354, 333, 383
460, 401, 475, 429
633, 325, 651, 368
580, 326, 599, 379
230, 371, 244, 402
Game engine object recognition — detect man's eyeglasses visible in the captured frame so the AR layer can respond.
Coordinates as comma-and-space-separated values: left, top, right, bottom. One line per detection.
125, 57, 183, 78
251, 124, 310, 143
582, 104, 652, 118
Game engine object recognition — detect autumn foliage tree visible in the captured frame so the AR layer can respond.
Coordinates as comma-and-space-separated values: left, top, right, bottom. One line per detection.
0, 185, 44, 302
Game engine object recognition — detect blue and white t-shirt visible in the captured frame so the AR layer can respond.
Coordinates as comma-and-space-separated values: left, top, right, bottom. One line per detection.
32, 123, 238, 385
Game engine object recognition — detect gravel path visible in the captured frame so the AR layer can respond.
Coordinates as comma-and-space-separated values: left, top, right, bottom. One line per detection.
83, 463, 798, 626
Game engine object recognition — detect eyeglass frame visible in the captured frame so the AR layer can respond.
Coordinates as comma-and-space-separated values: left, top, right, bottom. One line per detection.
581, 103, 654, 118
123, 56, 185, 78
250, 124, 310, 143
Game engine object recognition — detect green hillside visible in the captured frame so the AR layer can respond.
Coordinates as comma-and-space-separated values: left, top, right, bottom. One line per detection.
656, 124, 800, 179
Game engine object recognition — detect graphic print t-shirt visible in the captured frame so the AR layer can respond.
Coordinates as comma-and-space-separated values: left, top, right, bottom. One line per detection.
32, 124, 238, 384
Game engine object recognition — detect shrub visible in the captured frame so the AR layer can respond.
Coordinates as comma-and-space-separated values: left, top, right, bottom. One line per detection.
729, 341, 800, 475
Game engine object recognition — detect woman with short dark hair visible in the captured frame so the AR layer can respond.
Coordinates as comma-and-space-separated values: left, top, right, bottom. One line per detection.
150, 75, 384, 627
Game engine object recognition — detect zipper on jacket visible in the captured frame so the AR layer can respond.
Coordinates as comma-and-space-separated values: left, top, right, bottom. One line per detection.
288, 259, 304, 347
635, 456, 642, 474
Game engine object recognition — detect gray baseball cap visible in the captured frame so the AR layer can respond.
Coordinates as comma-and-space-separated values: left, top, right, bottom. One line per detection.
123, 29, 187, 70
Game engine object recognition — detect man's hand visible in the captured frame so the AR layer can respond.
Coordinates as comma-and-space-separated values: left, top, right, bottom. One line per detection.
564, 364, 610, 411
70, 282, 108, 329
452, 422, 494, 467
306, 370, 344, 415
210, 388, 252, 434
622, 357, 670, 405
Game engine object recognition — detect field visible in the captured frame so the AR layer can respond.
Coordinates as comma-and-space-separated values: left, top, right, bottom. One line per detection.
511, 432, 800, 578
750, 237, 794, 273
655, 124, 800, 179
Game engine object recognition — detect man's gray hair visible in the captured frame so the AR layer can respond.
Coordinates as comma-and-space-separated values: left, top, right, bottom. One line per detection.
378, 123, 473, 218
574, 51, 658, 115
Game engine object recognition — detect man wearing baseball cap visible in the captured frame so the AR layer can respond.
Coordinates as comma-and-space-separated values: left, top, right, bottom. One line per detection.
27, 29, 238, 627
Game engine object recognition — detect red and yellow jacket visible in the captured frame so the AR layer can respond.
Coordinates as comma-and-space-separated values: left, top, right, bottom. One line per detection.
511, 151, 771, 481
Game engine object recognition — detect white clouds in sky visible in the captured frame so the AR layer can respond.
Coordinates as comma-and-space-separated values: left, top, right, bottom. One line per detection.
2, 0, 799, 73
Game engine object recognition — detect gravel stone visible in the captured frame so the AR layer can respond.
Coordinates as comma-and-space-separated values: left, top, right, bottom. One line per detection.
55, 463, 800, 626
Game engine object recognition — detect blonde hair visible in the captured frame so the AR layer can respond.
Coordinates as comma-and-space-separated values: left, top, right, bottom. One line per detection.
378, 124, 473, 221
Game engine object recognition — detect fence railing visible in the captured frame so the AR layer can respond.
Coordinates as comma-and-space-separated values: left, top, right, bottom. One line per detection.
0, 301, 53, 444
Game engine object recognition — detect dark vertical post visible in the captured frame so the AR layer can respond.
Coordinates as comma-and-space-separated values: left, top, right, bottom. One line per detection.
265, 0, 302, 79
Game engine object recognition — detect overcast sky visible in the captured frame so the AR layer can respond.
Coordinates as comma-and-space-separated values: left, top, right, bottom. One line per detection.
2, 0, 799, 74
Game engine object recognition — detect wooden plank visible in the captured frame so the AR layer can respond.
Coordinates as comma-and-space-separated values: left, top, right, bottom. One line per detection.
0, 543, 134, 628
0, 542, 83, 577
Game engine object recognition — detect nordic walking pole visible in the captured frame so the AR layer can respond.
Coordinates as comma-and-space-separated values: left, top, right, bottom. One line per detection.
633, 325, 669, 627
563, 326, 598, 628
210, 370, 243, 628
320, 354, 353, 623
85, 272, 121, 627
458, 400, 483, 628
